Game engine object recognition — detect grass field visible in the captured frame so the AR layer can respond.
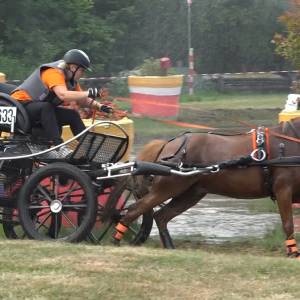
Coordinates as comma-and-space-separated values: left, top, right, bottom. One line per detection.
1, 238, 300, 300
117, 91, 287, 111
180, 91, 287, 109
127, 91, 287, 146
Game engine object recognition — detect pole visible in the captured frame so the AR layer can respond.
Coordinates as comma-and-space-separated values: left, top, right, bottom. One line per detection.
187, 0, 194, 95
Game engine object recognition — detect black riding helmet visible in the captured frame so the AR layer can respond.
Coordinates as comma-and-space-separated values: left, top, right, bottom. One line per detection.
63, 49, 92, 71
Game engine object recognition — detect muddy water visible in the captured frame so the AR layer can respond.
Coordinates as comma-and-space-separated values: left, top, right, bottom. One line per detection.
150, 195, 281, 243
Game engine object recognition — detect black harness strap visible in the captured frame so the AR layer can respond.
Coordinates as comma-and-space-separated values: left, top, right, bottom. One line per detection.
254, 127, 274, 199
160, 133, 189, 166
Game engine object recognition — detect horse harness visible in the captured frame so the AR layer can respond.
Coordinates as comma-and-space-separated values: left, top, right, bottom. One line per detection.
156, 121, 300, 200
251, 127, 274, 199
159, 127, 275, 199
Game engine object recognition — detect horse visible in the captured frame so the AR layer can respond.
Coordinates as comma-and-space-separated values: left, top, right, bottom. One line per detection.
113, 117, 300, 259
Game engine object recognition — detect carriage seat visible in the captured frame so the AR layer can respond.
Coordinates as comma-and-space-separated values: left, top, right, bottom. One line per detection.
0, 83, 31, 134
0, 83, 17, 95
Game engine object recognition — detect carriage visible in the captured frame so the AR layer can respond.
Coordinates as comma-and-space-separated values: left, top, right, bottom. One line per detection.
0, 82, 154, 244
0, 82, 221, 245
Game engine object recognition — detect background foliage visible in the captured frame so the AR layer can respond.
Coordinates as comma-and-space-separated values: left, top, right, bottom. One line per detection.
274, 0, 300, 69
0, 0, 294, 79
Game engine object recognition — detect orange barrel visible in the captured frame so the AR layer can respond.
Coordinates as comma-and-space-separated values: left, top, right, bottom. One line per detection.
128, 75, 183, 118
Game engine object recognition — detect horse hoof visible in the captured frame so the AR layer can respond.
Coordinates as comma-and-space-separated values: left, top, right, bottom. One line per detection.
287, 252, 300, 260
112, 238, 121, 247
166, 246, 176, 250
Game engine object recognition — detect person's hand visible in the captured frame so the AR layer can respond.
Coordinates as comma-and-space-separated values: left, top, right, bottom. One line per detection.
87, 87, 99, 99
88, 87, 109, 99
99, 104, 113, 114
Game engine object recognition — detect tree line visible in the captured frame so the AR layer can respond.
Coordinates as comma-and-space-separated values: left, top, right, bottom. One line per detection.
0, 0, 293, 79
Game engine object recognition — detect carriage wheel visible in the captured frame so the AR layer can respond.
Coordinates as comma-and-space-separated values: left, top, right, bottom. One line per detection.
2, 207, 27, 239
17, 162, 97, 242
86, 179, 153, 245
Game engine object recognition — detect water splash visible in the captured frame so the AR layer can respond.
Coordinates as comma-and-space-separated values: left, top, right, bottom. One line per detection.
151, 196, 280, 243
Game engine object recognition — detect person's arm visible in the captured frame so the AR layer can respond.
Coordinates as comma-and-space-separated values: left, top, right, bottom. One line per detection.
53, 85, 111, 112
42, 68, 112, 112
53, 85, 88, 103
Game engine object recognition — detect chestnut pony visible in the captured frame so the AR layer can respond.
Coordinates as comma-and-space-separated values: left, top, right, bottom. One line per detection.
114, 118, 300, 258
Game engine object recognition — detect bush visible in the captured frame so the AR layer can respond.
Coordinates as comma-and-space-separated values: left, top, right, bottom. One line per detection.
135, 57, 179, 76
107, 76, 129, 97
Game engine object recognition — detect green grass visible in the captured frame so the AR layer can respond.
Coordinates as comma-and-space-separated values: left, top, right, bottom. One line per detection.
180, 91, 286, 109
132, 117, 194, 137
247, 197, 278, 214
1, 239, 300, 299
118, 91, 287, 143
115, 91, 286, 111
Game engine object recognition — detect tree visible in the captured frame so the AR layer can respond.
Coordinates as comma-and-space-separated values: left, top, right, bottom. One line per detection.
274, 0, 300, 69
119, 0, 288, 74
191, 0, 288, 73
0, 0, 292, 78
0, 0, 114, 78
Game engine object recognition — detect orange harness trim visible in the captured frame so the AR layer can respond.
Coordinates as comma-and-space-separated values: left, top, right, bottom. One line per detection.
252, 130, 256, 152
265, 128, 270, 158
251, 128, 270, 158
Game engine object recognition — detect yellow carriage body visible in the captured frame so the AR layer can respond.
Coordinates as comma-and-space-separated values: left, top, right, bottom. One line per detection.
62, 117, 134, 161
278, 111, 300, 123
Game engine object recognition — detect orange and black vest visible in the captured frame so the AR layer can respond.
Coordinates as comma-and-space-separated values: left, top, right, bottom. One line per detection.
13, 60, 77, 105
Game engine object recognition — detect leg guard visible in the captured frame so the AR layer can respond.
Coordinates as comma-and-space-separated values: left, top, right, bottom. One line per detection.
113, 222, 128, 242
285, 239, 300, 259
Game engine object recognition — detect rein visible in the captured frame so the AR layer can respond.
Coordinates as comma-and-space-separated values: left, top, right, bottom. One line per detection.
269, 131, 300, 144
269, 120, 300, 144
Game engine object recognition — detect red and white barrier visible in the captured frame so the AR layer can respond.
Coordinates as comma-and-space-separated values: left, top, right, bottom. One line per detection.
128, 75, 184, 118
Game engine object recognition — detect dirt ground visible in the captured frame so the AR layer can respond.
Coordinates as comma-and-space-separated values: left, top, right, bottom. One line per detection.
178, 107, 281, 129
134, 107, 282, 148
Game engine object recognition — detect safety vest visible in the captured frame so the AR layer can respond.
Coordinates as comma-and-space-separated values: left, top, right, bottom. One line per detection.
13, 60, 78, 105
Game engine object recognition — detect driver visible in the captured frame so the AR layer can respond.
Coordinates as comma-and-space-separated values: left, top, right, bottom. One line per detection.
10, 49, 112, 147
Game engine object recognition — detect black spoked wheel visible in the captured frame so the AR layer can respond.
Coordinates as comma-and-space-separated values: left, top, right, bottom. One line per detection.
2, 207, 27, 239
17, 163, 97, 242
86, 178, 153, 245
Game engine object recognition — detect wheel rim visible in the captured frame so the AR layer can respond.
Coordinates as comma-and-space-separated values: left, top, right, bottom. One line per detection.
87, 184, 152, 245
25, 173, 90, 240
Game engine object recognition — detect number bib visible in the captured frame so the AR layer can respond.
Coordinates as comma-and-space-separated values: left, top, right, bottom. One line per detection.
0, 107, 17, 132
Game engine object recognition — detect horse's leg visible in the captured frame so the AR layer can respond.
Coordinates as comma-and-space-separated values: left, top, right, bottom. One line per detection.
113, 176, 198, 244
274, 181, 300, 259
153, 185, 207, 249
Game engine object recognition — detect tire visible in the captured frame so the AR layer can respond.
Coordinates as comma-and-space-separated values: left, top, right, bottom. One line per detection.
87, 178, 153, 245
17, 162, 97, 242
